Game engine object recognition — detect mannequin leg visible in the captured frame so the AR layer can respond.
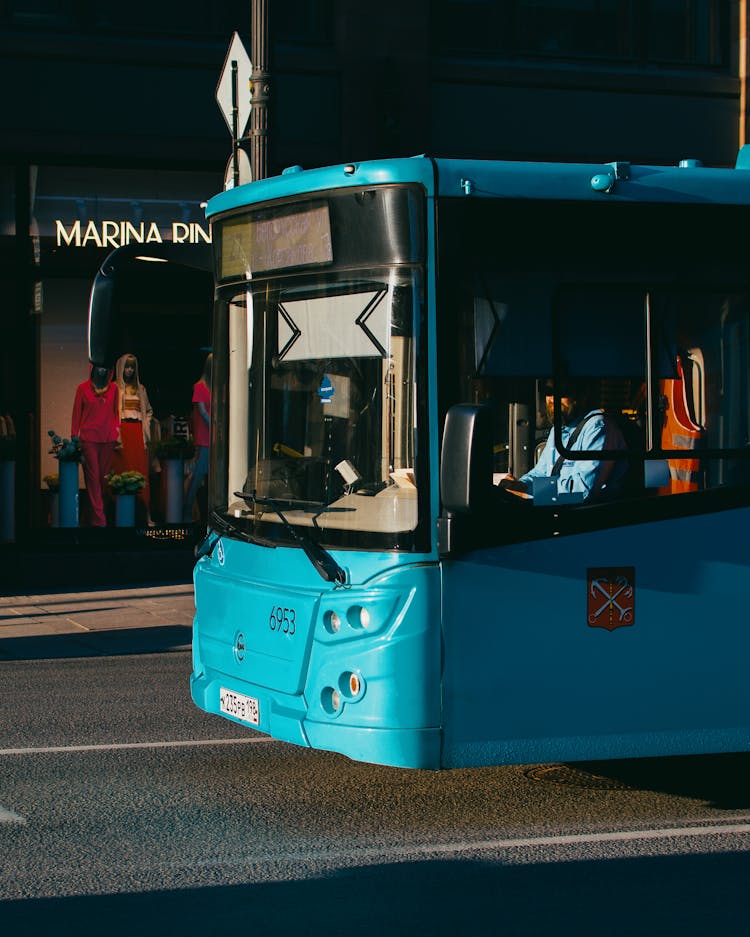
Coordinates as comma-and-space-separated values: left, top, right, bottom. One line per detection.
183, 446, 208, 523
80, 440, 106, 526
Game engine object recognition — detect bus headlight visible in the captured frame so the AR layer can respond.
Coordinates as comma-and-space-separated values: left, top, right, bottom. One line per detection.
347, 605, 370, 629
323, 606, 371, 634
324, 610, 342, 634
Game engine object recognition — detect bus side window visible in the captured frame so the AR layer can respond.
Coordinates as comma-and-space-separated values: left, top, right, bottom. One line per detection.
599, 377, 647, 497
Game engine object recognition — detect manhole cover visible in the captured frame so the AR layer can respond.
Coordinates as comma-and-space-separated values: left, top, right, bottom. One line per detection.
524, 763, 632, 790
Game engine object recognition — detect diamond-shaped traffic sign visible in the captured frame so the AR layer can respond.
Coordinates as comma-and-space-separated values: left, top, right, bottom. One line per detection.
216, 32, 253, 140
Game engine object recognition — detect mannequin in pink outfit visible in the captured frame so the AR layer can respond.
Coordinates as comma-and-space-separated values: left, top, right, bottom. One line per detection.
71, 363, 119, 526
183, 353, 212, 524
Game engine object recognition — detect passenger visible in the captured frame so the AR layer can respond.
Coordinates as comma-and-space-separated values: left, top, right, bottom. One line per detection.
498, 379, 628, 502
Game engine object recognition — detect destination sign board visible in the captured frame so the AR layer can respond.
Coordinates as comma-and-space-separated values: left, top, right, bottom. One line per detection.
218, 202, 333, 278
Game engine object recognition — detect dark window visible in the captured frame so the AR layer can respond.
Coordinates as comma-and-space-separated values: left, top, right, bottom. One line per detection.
646, 0, 724, 65
437, 197, 750, 529
431, 0, 728, 69
517, 0, 633, 59
274, 0, 336, 42
1, 0, 334, 41
1, 0, 237, 36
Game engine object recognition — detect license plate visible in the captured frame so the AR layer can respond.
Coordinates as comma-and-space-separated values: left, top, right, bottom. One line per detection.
219, 687, 260, 726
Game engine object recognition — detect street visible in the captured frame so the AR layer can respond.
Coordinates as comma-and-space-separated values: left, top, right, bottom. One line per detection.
1, 608, 750, 935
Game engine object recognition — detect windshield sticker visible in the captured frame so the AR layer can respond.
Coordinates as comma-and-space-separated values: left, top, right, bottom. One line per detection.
318, 374, 334, 404
278, 290, 390, 361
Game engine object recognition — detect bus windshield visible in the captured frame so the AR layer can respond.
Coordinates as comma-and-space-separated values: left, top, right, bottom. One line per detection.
209, 267, 423, 551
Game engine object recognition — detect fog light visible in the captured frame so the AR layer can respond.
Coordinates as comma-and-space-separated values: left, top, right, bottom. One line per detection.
348, 673, 361, 696
321, 686, 342, 715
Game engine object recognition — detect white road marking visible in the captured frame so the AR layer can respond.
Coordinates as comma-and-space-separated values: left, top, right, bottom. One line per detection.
177, 819, 750, 874
250, 821, 750, 867
2, 737, 749, 859
404, 821, 750, 855
0, 806, 27, 824
0, 737, 273, 757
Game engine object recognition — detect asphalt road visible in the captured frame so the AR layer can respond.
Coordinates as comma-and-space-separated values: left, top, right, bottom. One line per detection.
1, 650, 749, 936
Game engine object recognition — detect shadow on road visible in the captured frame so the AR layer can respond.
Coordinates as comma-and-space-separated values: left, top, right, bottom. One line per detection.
1, 851, 748, 937
0, 625, 192, 661
551, 753, 750, 811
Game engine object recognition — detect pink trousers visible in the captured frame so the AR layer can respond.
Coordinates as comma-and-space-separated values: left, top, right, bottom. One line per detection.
80, 440, 116, 526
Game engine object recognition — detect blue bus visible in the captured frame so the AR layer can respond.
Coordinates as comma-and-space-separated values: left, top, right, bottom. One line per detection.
92, 151, 750, 769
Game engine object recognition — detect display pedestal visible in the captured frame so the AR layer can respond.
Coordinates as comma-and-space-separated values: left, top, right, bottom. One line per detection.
49, 492, 59, 527
115, 493, 136, 527
58, 460, 79, 528
165, 459, 184, 524
0, 460, 14, 542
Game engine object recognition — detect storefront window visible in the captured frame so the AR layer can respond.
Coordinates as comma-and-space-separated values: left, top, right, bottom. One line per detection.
34, 165, 219, 529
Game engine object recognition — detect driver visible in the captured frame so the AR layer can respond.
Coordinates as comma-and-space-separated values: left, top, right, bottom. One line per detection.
498, 379, 628, 502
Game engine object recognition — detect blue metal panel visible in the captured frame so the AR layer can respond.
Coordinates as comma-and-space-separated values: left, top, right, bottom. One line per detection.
207, 157, 437, 219
434, 158, 750, 204
207, 156, 750, 223
440, 506, 750, 768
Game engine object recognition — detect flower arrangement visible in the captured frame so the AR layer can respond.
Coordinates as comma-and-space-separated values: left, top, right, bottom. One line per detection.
150, 435, 195, 460
106, 470, 146, 495
48, 430, 82, 462
43, 473, 59, 492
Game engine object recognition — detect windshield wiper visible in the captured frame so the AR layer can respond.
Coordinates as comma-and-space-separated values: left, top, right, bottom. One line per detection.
234, 491, 347, 585
196, 510, 262, 559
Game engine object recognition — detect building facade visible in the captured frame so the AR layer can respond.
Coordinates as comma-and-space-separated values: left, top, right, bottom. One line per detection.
1, 0, 746, 552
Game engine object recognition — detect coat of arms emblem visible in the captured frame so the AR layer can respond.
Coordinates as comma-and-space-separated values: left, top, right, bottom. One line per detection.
587, 567, 635, 631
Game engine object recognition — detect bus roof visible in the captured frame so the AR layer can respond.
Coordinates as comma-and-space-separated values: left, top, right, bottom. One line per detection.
206, 149, 750, 219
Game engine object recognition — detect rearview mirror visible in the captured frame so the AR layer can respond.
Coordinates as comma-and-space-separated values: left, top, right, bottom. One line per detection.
440, 404, 493, 513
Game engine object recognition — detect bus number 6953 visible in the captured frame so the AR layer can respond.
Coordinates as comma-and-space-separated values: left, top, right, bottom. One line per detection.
269, 606, 296, 635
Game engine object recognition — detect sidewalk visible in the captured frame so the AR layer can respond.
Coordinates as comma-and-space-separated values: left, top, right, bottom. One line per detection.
0, 532, 196, 593
0, 583, 195, 661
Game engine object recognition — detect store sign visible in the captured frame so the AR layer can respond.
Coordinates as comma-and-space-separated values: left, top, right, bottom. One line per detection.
55, 219, 212, 248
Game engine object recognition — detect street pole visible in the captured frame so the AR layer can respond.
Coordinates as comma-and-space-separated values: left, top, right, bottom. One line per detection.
248, 0, 270, 181
231, 60, 240, 188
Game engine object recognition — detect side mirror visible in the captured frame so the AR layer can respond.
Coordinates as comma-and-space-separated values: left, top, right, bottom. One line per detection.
440, 404, 493, 513
87, 243, 213, 364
